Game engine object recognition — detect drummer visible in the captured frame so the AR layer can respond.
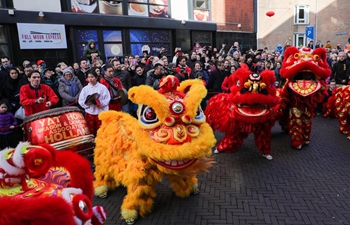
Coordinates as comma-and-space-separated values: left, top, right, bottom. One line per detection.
100, 65, 126, 111
19, 70, 59, 117
78, 70, 110, 136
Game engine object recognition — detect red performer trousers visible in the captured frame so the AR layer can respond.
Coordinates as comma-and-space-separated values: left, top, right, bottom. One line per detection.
84, 113, 101, 137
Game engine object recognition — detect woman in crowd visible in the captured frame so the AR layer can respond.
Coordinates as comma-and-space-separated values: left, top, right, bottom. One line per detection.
191, 61, 209, 84
58, 68, 83, 106
2, 68, 21, 113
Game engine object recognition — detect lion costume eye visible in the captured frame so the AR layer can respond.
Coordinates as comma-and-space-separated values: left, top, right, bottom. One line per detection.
139, 105, 159, 126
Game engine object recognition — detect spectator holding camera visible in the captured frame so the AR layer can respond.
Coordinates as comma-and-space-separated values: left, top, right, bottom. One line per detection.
176, 56, 192, 80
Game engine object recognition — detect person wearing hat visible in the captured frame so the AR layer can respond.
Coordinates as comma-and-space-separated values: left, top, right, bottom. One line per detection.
78, 70, 110, 136
167, 62, 185, 82
58, 67, 83, 106
36, 59, 46, 75
100, 65, 126, 112
83, 40, 101, 64
41, 68, 61, 107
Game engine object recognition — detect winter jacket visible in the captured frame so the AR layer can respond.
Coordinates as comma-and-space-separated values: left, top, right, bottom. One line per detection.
58, 75, 83, 106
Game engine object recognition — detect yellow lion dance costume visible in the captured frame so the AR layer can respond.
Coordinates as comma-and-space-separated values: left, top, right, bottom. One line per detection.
93, 76, 216, 224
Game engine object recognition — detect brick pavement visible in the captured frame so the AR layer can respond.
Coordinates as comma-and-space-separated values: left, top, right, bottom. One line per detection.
93, 117, 350, 225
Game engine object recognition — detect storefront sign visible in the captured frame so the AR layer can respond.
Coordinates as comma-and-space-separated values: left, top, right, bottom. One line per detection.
17, 23, 67, 49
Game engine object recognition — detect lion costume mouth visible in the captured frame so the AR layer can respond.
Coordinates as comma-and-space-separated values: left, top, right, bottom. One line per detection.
288, 79, 321, 96
235, 104, 270, 117
151, 159, 197, 170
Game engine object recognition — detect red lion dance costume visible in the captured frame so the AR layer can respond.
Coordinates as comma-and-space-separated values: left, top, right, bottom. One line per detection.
0, 142, 106, 225
324, 85, 350, 138
277, 47, 330, 149
205, 66, 279, 160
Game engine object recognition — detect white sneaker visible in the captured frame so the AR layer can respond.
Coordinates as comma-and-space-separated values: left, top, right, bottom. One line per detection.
262, 154, 273, 160
213, 148, 219, 154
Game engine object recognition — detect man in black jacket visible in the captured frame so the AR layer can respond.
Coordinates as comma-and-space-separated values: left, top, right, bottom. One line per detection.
206, 61, 229, 98
331, 52, 350, 85
112, 59, 132, 113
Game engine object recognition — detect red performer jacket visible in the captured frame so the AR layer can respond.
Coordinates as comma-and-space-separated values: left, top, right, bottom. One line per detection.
20, 84, 59, 116
100, 77, 124, 111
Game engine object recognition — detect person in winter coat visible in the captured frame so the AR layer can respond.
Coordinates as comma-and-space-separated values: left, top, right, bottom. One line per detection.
100, 65, 125, 111
176, 56, 192, 80
58, 68, 83, 106
0, 99, 19, 149
190, 61, 209, 84
275, 44, 284, 55
1, 68, 21, 113
83, 39, 102, 63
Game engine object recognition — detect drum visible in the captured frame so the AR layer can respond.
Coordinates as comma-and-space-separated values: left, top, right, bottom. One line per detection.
23, 107, 94, 153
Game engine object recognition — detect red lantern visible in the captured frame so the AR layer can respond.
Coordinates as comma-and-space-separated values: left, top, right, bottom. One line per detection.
266, 11, 275, 17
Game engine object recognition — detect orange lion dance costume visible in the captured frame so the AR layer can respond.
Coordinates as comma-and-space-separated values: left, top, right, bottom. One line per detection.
276, 47, 330, 149
93, 76, 216, 224
0, 142, 106, 225
205, 66, 279, 160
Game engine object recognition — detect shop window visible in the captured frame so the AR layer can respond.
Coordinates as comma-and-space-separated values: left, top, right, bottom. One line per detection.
294, 5, 309, 24
103, 30, 123, 58
76, 29, 123, 61
99, 1, 123, 14
0, 25, 9, 57
127, 0, 169, 18
71, 0, 99, 13
76, 30, 99, 59
130, 29, 170, 57
192, 31, 211, 47
192, 0, 210, 21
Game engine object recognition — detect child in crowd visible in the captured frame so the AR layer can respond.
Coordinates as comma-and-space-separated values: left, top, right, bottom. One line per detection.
0, 100, 18, 149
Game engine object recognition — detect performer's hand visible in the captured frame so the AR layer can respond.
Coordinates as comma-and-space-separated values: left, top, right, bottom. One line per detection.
37, 97, 45, 104
10, 125, 15, 129
46, 101, 52, 108
95, 99, 101, 107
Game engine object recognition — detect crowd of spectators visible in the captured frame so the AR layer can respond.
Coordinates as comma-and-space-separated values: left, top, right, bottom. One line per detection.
1, 37, 350, 149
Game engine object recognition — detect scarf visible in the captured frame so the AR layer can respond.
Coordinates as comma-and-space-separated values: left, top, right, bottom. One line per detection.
104, 75, 118, 98
64, 78, 80, 98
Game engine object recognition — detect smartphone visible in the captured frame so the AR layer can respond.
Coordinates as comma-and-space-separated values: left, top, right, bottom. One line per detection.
132, 59, 137, 66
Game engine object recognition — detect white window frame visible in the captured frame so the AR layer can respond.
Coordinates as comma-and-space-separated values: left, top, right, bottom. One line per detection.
294, 5, 309, 25
193, 0, 210, 10
294, 33, 306, 48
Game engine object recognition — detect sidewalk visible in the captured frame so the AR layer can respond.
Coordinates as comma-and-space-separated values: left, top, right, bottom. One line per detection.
93, 117, 350, 225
